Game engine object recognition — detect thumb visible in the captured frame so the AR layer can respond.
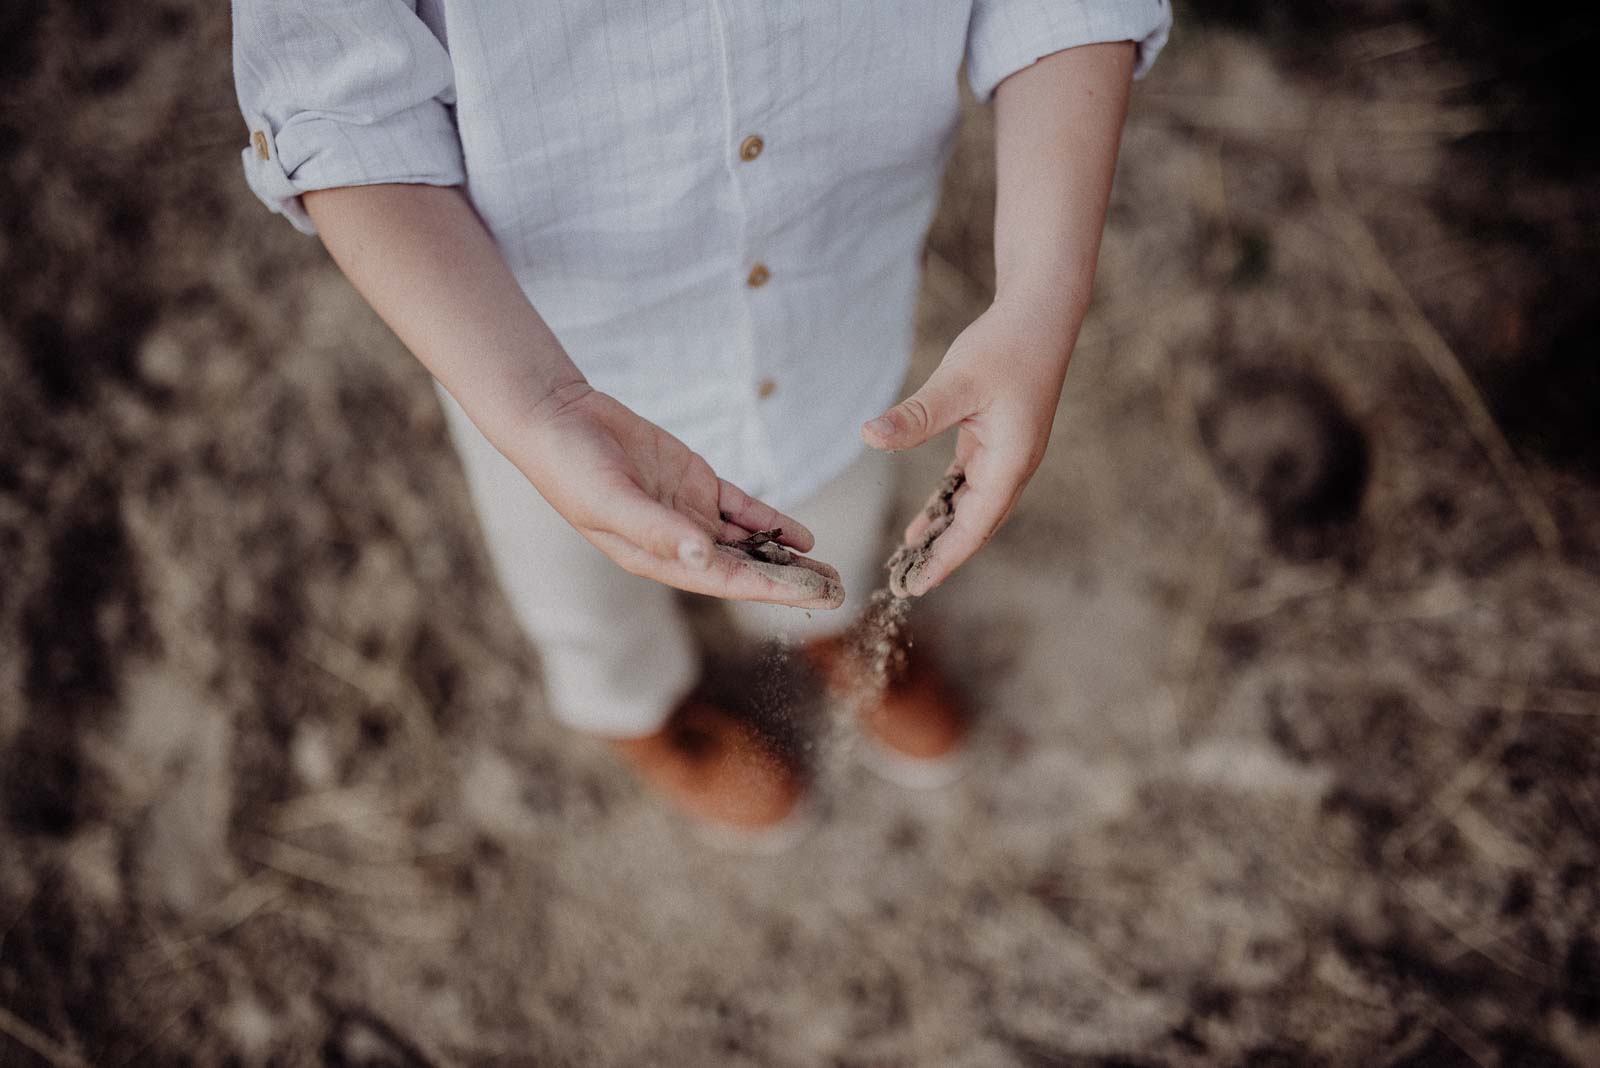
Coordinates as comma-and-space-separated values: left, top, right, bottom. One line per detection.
587, 482, 717, 570
861, 366, 970, 451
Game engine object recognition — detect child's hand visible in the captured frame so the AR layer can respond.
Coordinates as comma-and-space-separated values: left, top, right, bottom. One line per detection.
860, 298, 1075, 596
859, 39, 1134, 596
506, 384, 845, 608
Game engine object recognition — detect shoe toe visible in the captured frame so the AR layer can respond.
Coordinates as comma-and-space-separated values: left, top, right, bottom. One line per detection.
612, 700, 809, 837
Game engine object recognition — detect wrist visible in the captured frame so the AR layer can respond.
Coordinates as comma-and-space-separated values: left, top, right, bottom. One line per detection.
520, 376, 594, 426
994, 249, 1091, 315
986, 283, 1085, 367
476, 372, 592, 458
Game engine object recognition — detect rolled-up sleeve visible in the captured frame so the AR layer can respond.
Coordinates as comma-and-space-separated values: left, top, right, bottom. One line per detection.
966, 0, 1173, 103
231, 0, 465, 234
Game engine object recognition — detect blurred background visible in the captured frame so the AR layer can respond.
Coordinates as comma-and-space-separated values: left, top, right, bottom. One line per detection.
3, 2, 1599, 1065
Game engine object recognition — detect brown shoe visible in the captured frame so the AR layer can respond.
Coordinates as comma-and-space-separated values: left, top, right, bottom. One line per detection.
804, 637, 970, 789
609, 699, 812, 849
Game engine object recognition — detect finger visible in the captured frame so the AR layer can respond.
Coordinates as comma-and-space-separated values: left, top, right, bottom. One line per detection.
719, 518, 756, 544
587, 480, 716, 569
770, 552, 843, 585
714, 521, 842, 572
861, 364, 972, 452
717, 479, 815, 552
905, 473, 1019, 596
902, 461, 966, 546
588, 528, 845, 608
709, 542, 843, 600
704, 546, 845, 608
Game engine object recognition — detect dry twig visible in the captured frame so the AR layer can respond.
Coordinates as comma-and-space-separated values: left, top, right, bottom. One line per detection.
0, 1004, 91, 1068
238, 833, 435, 905
1307, 137, 1560, 555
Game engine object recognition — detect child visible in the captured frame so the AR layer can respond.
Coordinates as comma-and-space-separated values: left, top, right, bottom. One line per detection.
232, 0, 1170, 842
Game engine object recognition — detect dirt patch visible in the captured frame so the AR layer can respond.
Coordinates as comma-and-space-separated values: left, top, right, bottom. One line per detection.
1197, 367, 1369, 560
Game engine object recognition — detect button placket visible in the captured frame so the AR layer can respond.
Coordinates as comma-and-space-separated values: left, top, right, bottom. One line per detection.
739, 129, 770, 293
709, 0, 783, 490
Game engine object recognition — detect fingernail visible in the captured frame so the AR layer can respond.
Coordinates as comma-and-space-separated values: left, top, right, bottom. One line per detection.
678, 537, 709, 569
865, 414, 895, 438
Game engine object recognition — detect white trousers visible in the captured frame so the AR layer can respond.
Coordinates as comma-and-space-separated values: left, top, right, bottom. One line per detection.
435, 384, 896, 738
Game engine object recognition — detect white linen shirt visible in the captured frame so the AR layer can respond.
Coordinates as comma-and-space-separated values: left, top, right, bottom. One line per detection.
233, 0, 1171, 508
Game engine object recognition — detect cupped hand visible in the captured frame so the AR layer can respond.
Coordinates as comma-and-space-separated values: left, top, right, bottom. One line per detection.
504, 383, 844, 608
861, 299, 1076, 596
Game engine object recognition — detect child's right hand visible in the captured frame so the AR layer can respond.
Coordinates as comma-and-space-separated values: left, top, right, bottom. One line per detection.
297, 183, 840, 607
501, 383, 845, 609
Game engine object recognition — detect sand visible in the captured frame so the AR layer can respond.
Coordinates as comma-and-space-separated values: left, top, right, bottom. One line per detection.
714, 528, 845, 606
886, 471, 965, 600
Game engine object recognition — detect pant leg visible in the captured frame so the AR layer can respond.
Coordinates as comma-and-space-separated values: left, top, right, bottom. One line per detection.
725, 445, 896, 642
433, 382, 698, 738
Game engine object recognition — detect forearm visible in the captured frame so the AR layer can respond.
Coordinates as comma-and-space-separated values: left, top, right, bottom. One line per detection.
303, 184, 587, 448
990, 41, 1135, 357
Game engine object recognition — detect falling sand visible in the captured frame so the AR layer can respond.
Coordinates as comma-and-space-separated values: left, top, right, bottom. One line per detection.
725, 474, 962, 786
806, 472, 964, 780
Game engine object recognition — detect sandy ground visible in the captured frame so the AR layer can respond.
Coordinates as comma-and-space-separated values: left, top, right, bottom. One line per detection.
3, 3, 1599, 1065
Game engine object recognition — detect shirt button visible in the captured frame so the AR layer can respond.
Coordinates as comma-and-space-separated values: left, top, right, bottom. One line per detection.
252, 130, 270, 161
757, 377, 777, 399
746, 262, 771, 288
739, 134, 764, 162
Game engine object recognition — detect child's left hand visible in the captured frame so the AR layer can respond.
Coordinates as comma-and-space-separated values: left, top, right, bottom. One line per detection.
860, 296, 1077, 596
